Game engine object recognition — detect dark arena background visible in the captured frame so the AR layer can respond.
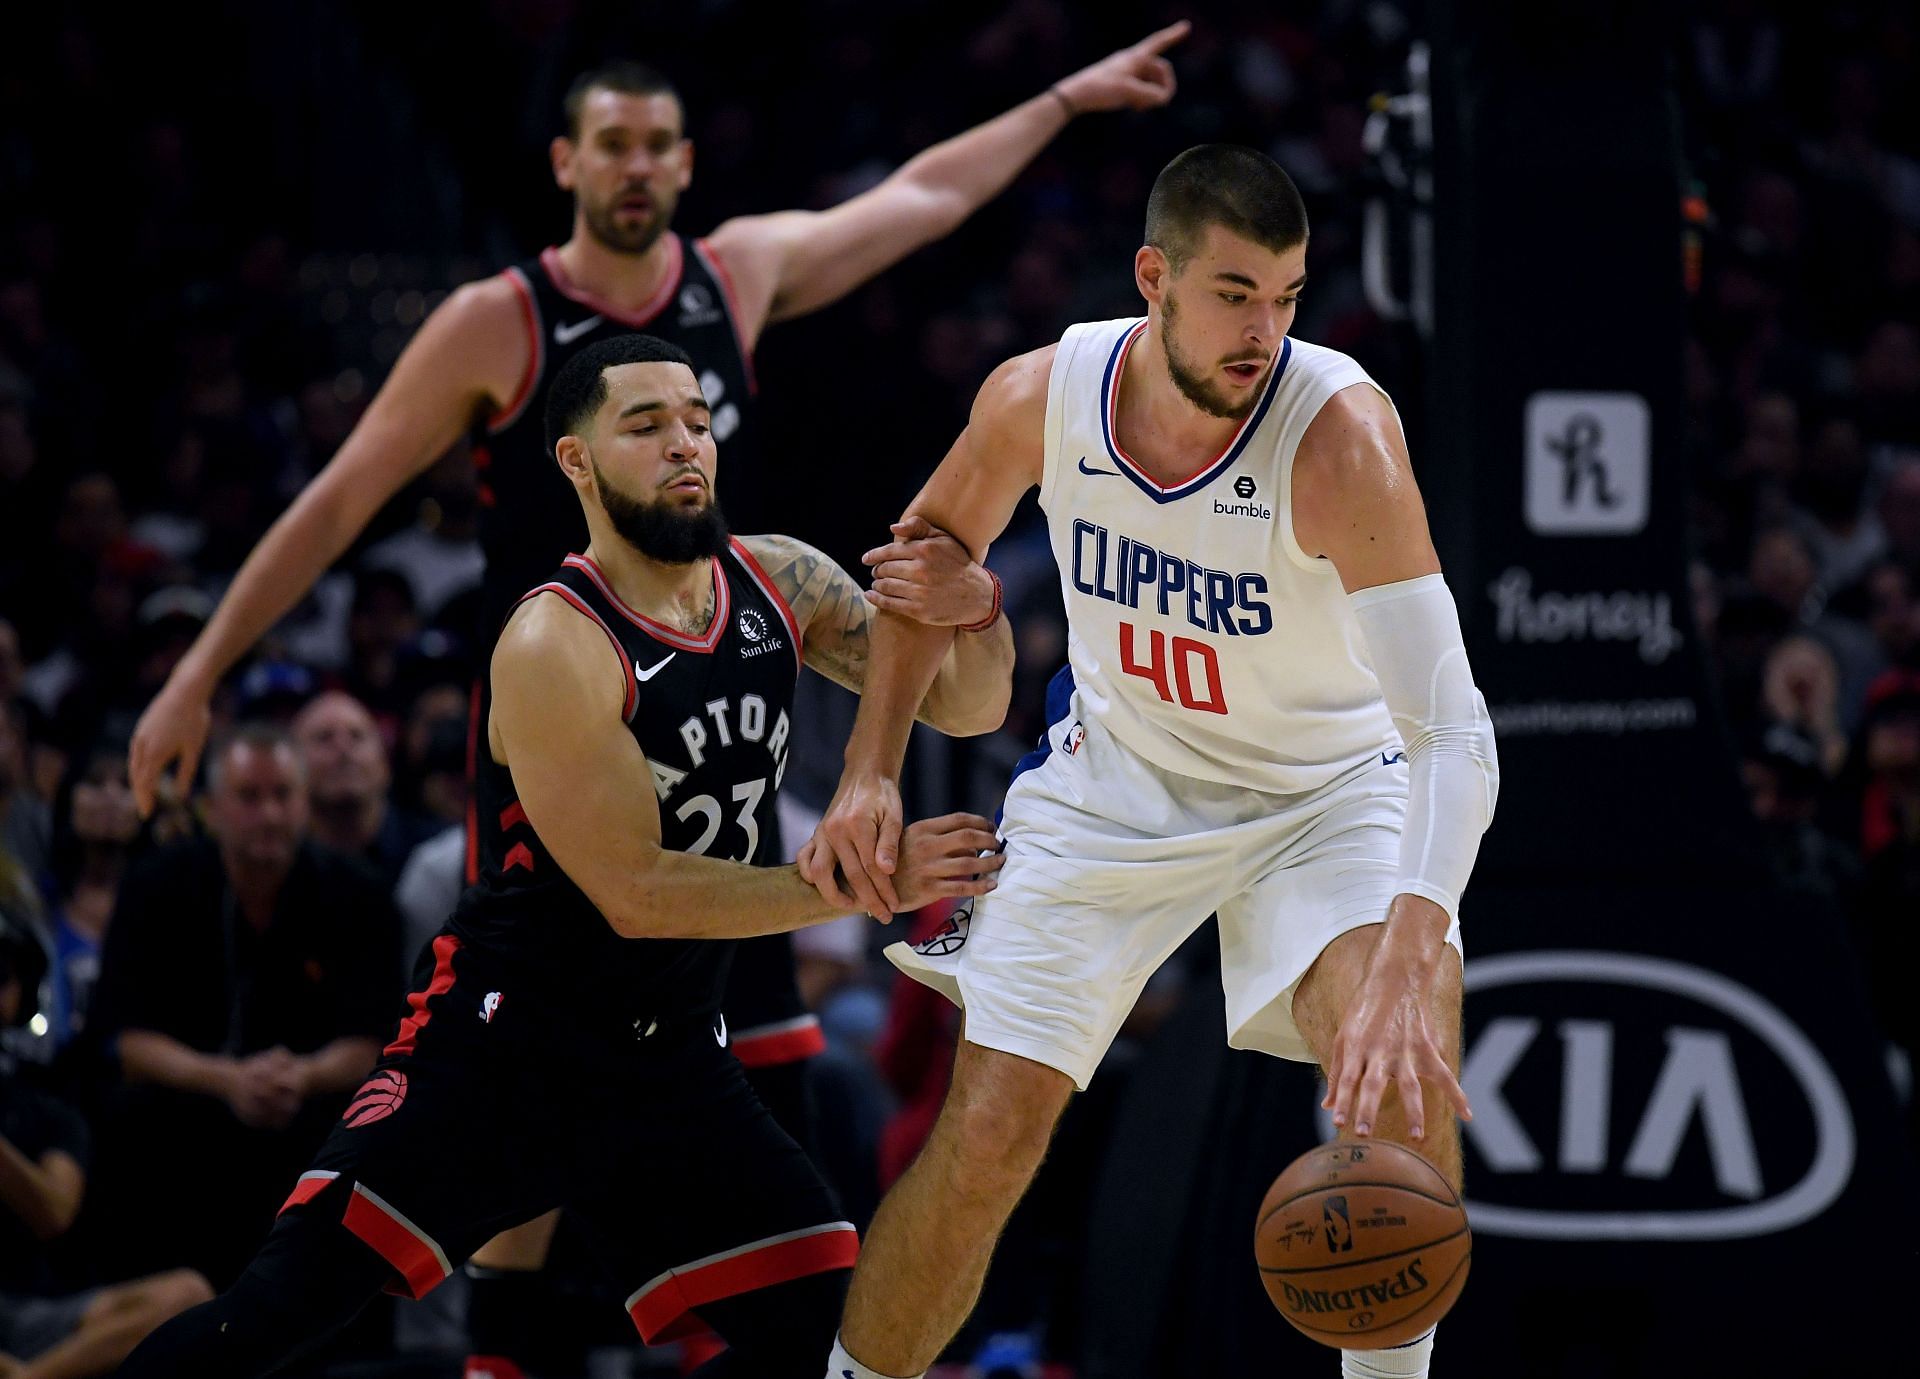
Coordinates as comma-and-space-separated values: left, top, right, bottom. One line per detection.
2, 2, 1918, 1377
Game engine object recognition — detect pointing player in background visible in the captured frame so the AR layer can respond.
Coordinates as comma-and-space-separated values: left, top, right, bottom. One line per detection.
126, 27, 1183, 1374
805, 145, 1498, 1379
117, 334, 1013, 1379
130, 22, 1188, 809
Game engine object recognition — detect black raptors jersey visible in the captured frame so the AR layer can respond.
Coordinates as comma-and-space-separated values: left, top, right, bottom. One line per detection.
471, 236, 759, 637
452, 541, 801, 1023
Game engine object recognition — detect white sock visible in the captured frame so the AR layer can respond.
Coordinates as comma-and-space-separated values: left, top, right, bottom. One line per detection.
1342, 1326, 1436, 1378
826, 1333, 924, 1379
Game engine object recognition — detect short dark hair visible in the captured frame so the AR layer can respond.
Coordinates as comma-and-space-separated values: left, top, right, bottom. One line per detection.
208, 721, 302, 794
563, 60, 681, 139
546, 334, 696, 455
1144, 145, 1308, 273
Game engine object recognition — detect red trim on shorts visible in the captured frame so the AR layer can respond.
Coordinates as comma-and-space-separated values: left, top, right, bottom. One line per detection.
385, 934, 461, 1058
517, 583, 640, 720
624, 1222, 859, 1343
343, 1182, 453, 1299
277, 1169, 339, 1216
485, 268, 544, 433
730, 1014, 826, 1067
692, 238, 758, 395
539, 239, 683, 328
564, 554, 730, 654
727, 539, 803, 674
463, 1358, 530, 1379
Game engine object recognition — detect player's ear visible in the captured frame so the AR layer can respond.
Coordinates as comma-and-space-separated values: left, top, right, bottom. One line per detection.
551, 136, 577, 191
1135, 244, 1169, 306
554, 435, 592, 489
676, 137, 694, 192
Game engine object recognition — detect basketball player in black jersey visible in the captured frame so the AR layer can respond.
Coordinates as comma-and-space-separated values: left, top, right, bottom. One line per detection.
127, 29, 1182, 1372
116, 334, 1013, 1379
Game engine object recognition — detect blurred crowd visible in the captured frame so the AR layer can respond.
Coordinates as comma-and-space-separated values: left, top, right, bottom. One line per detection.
0, 0, 1916, 1374
1678, 0, 1920, 1106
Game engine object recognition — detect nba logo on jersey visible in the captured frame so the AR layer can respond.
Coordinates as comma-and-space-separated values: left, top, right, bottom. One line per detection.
1063, 722, 1086, 755
479, 991, 503, 1024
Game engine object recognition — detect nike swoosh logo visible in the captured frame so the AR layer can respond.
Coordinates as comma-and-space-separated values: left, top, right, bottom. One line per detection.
1077, 455, 1120, 478
635, 652, 676, 681
553, 314, 603, 345
714, 1014, 727, 1047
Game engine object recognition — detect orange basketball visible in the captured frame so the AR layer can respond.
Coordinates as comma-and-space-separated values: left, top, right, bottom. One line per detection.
1254, 1140, 1470, 1349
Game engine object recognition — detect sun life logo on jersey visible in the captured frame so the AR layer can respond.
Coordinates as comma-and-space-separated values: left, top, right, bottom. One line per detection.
1214, 471, 1272, 520
737, 606, 785, 658
678, 283, 722, 327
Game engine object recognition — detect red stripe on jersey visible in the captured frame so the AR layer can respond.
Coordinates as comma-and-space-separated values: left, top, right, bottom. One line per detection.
503, 842, 535, 874
385, 934, 461, 1058
727, 539, 803, 674
564, 554, 731, 654
515, 583, 639, 720
692, 238, 758, 395
343, 1183, 453, 1299
539, 239, 683, 328
498, 800, 528, 831
624, 1222, 859, 1342
277, 1170, 338, 1216
486, 268, 544, 434
731, 1015, 826, 1067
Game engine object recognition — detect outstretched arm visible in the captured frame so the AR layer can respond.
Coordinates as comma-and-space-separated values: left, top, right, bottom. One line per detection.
130, 277, 530, 816
492, 592, 999, 938
801, 347, 1051, 918
704, 22, 1187, 341
1293, 384, 1497, 1143
735, 531, 1013, 737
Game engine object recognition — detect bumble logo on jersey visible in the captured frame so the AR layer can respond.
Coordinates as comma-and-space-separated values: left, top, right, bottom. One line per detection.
1069, 518, 1273, 636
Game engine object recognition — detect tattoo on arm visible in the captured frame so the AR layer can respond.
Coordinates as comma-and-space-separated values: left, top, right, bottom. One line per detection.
740, 534, 873, 692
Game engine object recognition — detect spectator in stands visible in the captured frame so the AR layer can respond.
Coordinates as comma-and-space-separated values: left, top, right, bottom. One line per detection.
86, 724, 400, 1285
0, 703, 48, 889
290, 690, 435, 890
0, 912, 213, 1379
35, 746, 144, 1053
1740, 721, 1861, 899
340, 570, 420, 729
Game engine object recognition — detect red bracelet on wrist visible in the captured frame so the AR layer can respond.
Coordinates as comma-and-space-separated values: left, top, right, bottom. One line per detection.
960, 569, 1003, 633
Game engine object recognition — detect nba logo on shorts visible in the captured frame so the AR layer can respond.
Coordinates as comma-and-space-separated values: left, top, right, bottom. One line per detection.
1064, 722, 1086, 755
480, 991, 503, 1024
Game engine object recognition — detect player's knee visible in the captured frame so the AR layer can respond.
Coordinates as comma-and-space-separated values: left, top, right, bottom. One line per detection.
939, 1049, 1068, 1198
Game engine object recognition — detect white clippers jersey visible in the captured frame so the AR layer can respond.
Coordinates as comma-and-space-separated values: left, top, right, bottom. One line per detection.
1038, 317, 1400, 794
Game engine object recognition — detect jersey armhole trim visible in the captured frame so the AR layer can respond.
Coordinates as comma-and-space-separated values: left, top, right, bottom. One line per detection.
486, 268, 544, 435
516, 584, 638, 722
728, 539, 804, 674
692, 238, 759, 396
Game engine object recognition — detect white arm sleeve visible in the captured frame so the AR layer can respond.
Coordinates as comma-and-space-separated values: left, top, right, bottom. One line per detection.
1348, 573, 1499, 924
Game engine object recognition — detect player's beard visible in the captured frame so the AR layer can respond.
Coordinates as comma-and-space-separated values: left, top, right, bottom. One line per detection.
580, 184, 678, 256
1159, 289, 1265, 421
593, 458, 730, 565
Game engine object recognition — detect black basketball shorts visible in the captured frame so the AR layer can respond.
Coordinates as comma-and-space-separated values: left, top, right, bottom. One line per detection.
277, 932, 855, 1342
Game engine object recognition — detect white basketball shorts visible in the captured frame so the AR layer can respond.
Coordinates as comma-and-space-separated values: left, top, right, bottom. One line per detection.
887, 712, 1463, 1090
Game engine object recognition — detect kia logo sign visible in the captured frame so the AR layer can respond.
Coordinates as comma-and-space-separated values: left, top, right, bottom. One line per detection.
1458, 951, 1854, 1241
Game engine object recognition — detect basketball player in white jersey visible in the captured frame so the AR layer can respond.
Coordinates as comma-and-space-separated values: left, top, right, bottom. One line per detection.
800, 145, 1499, 1379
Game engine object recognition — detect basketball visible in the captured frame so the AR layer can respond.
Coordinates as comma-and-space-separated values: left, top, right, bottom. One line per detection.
1254, 1140, 1470, 1349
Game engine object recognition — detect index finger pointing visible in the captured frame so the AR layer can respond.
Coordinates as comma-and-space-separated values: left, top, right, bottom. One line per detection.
1135, 19, 1191, 56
